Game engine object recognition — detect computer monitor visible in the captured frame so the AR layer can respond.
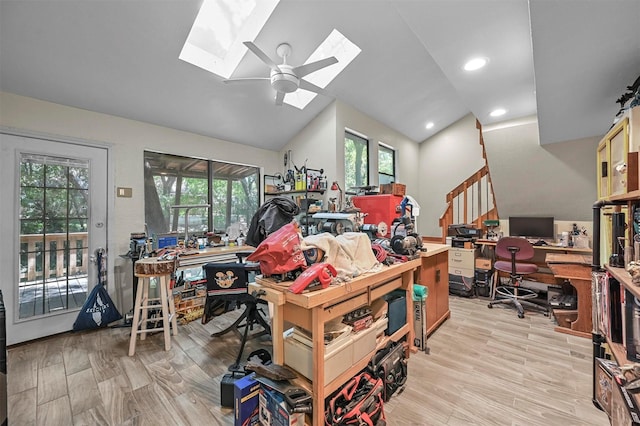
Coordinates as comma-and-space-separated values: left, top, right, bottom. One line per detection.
508, 216, 555, 240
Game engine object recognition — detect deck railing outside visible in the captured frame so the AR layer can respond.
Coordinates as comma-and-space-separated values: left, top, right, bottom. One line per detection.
19, 232, 89, 282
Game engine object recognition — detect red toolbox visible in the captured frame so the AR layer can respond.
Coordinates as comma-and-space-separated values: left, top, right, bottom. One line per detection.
352, 194, 404, 238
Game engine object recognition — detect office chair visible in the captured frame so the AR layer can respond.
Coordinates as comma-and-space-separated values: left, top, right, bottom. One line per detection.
487, 237, 548, 318
202, 254, 271, 371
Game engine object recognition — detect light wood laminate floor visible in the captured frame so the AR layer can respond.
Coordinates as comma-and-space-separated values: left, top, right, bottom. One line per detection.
7, 296, 609, 425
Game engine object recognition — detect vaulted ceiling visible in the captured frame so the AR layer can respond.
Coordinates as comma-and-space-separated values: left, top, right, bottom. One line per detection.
1, 0, 638, 151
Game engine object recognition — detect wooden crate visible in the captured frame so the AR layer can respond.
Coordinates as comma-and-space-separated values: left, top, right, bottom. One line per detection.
380, 183, 406, 196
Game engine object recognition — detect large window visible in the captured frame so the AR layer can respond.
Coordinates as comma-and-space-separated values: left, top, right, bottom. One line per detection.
344, 131, 369, 190
378, 143, 395, 184
144, 151, 259, 239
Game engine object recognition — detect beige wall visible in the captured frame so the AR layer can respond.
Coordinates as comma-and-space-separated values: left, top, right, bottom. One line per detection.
483, 116, 599, 223
336, 101, 419, 194
417, 113, 598, 239
1, 90, 601, 308
0, 91, 279, 311
417, 114, 485, 236
279, 100, 420, 213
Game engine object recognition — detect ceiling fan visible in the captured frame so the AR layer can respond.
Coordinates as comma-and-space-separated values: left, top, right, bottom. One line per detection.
224, 42, 338, 106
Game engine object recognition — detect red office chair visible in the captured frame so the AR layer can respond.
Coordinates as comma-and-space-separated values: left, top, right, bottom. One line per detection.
487, 237, 548, 318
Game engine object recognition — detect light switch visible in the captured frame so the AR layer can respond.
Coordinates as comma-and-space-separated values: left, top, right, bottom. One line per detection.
117, 187, 132, 198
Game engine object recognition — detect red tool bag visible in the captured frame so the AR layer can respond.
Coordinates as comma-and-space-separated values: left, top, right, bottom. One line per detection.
325, 371, 386, 426
246, 222, 306, 276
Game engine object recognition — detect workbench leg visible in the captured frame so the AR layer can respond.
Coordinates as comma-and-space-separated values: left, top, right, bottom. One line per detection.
311, 307, 324, 426
271, 302, 284, 365
403, 270, 416, 352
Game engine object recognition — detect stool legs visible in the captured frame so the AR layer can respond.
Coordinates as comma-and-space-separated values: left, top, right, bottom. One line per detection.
128, 274, 178, 356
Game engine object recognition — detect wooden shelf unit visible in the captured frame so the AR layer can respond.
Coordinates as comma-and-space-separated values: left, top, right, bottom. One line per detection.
593, 108, 640, 416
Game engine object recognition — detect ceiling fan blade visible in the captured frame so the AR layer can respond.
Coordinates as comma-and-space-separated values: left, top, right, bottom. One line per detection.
299, 79, 330, 96
244, 41, 281, 72
275, 91, 285, 106
223, 77, 270, 84
292, 56, 338, 78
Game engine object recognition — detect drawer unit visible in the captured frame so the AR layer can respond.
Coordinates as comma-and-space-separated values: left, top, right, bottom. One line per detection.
448, 266, 474, 278
448, 247, 474, 270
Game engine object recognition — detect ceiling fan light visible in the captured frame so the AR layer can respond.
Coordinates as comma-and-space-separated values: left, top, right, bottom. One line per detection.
271, 70, 299, 93
463, 57, 488, 71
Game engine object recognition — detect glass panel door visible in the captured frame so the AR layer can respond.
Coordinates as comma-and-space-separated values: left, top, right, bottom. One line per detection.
19, 154, 90, 318
0, 133, 109, 345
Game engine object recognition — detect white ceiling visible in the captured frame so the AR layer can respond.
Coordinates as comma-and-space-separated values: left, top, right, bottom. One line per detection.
1, 0, 638, 151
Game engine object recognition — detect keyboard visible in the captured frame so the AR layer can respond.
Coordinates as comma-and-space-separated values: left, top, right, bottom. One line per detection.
549, 294, 577, 310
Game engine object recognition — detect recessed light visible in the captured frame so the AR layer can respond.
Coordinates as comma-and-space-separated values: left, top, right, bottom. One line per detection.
426, 122, 434, 129
490, 108, 506, 117
463, 57, 488, 71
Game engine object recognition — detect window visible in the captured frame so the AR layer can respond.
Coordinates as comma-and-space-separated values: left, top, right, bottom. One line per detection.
378, 144, 395, 184
144, 151, 259, 239
344, 131, 369, 190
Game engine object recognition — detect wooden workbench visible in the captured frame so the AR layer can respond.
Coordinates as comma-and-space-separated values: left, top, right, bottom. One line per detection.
545, 252, 593, 338
254, 259, 421, 426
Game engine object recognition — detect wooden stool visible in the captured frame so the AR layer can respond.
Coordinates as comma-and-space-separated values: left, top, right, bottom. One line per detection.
128, 258, 178, 356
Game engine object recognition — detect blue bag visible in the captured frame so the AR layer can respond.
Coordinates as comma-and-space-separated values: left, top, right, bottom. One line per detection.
73, 251, 122, 331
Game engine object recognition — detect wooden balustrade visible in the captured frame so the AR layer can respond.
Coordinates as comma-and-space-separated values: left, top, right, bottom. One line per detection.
439, 120, 499, 241
19, 233, 88, 282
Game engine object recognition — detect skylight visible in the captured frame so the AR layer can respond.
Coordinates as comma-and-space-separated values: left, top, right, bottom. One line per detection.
179, 0, 280, 79
284, 29, 362, 109
179, 2, 360, 110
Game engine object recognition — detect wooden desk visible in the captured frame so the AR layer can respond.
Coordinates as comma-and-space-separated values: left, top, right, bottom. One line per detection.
546, 253, 593, 338
255, 260, 420, 426
476, 239, 592, 285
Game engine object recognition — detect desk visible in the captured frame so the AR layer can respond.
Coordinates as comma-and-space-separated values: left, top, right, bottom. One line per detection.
545, 253, 593, 338
476, 239, 591, 285
254, 260, 420, 426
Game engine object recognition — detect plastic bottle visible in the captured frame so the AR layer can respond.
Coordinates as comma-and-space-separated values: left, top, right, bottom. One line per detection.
222, 233, 229, 246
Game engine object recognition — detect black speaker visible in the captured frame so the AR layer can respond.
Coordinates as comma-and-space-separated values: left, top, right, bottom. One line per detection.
610, 212, 626, 268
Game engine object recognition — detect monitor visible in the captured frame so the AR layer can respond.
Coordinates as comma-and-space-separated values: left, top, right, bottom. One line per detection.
508, 216, 555, 240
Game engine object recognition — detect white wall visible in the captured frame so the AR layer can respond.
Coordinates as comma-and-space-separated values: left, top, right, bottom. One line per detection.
0, 92, 280, 312
417, 114, 485, 237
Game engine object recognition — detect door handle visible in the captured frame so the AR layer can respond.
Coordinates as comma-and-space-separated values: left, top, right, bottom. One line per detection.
435, 269, 440, 283
90, 247, 106, 264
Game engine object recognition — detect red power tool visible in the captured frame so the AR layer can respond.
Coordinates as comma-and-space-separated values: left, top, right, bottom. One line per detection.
288, 263, 337, 294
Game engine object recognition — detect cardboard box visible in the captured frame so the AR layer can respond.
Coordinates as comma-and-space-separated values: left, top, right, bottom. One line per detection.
413, 298, 427, 351
258, 384, 305, 426
379, 183, 406, 196
624, 288, 640, 362
283, 329, 353, 385
475, 258, 492, 270
595, 358, 621, 418
611, 372, 640, 425
234, 374, 260, 426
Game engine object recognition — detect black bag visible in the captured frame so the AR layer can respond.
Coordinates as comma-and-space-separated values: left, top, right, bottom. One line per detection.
73, 251, 122, 331
368, 342, 408, 402
325, 371, 386, 426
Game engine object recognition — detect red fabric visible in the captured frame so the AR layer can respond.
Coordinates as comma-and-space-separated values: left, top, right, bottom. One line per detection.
246, 222, 306, 275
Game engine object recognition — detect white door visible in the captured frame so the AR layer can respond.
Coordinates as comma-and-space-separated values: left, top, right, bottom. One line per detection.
0, 132, 109, 345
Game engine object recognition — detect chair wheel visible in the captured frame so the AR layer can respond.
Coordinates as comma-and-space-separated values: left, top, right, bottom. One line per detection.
518, 313, 525, 319
487, 304, 493, 309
